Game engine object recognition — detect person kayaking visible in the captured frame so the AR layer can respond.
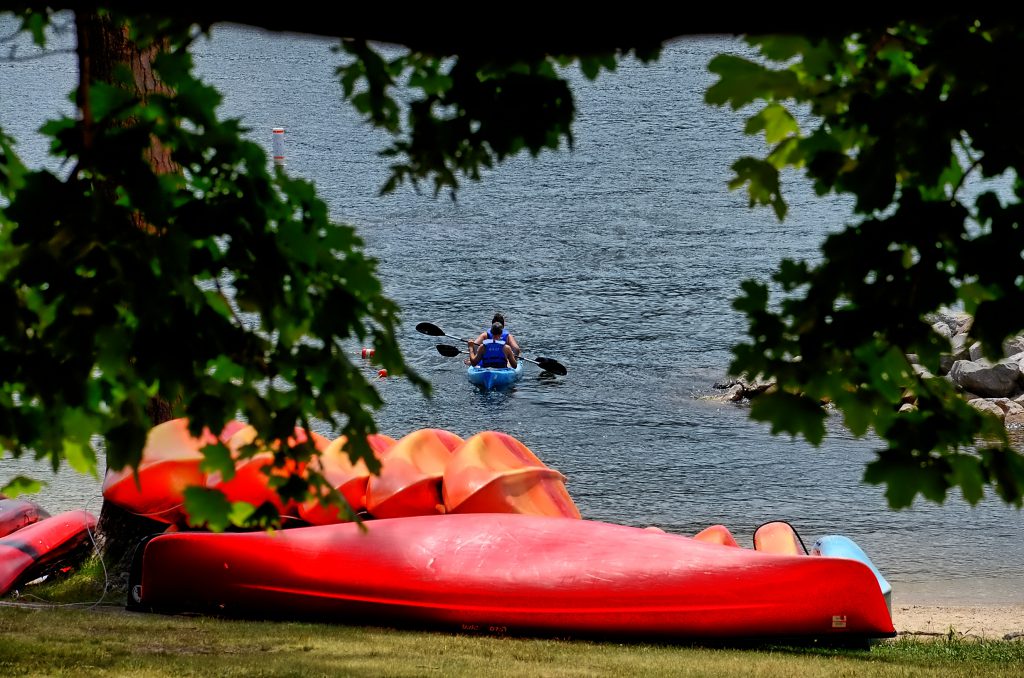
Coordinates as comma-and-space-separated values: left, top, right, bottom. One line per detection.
470, 313, 521, 358
469, 322, 518, 369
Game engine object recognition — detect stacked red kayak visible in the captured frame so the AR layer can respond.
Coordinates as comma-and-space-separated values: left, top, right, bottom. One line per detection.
102, 422, 582, 526
0, 507, 97, 596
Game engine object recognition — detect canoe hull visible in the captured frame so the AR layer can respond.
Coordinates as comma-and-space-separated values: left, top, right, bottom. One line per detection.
0, 510, 97, 595
466, 361, 523, 390
131, 513, 894, 641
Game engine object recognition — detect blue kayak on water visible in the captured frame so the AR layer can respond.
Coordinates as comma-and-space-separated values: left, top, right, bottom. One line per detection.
467, 360, 524, 390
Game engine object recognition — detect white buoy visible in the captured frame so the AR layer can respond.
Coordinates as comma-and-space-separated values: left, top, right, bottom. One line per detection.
272, 127, 286, 167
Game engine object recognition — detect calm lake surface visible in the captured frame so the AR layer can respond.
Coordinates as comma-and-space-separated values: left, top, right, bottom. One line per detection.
2, 21, 1021, 605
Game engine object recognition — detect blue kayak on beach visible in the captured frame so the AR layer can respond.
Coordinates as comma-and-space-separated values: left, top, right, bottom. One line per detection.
467, 360, 524, 390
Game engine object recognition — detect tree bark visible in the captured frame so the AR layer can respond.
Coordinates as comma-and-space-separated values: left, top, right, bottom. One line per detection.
77, 10, 180, 583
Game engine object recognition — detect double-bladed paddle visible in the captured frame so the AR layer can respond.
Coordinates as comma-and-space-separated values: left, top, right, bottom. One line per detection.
434, 343, 568, 376
415, 321, 475, 345
417, 322, 567, 375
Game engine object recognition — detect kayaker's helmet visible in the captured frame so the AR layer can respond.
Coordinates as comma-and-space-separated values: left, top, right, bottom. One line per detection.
491, 322, 504, 337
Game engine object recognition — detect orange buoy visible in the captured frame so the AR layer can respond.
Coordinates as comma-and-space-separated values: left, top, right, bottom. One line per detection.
377, 368, 388, 378
361, 348, 375, 359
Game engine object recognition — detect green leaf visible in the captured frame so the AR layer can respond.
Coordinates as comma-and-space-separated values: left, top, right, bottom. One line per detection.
744, 104, 799, 145
877, 41, 920, 79
775, 258, 809, 288
733, 279, 769, 314
20, 11, 48, 48
199, 441, 236, 481
87, 82, 135, 120
183, 486, 233, 532
752, 35, 810, 62
864, 449, 950, 508
838, 396, 873, 437
728, 157, 787, 220
706, 55, 800, 110
206, 357, 245, 385
408, 70, 452, 95
946, 453, 985, 505
863, 451, 924, 508
577, 55, 616, 81
1, 475, 45, 498
62, 439, 98, 476
749, 391, 827, 445
0, 130, 28, 198
980, 447, 1024, 507
60, 408, 100, 476
227, 500, 257, 525
919, 154, 965, 201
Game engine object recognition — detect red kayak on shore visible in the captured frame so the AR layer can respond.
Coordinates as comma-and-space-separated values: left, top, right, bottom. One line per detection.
129, 513, 894, 642
0, 498, 50, 539
0, 510, 97, 596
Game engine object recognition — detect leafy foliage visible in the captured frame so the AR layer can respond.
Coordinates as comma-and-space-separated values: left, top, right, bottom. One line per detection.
3, 9, 1023, 519
0, 11, 427, 526
335, 41, 660, 196
707, 19, 1024, 506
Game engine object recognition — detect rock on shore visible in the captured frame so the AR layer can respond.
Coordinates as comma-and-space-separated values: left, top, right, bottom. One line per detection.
712, 310, 1024, 430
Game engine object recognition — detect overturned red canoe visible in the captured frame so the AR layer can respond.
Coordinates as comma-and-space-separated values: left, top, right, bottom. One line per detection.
0, 498, 50, 539
129, 513, 894, 642
1, 510, 97, 596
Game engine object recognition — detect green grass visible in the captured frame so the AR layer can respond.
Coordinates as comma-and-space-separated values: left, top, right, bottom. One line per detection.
2, 568, 1023, 677
17, 556, 111, 605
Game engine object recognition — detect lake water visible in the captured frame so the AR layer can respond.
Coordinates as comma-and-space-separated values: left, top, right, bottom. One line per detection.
2, 21, 1021, 605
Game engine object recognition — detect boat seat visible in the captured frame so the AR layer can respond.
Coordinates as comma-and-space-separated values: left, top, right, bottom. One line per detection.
812, 535, 893, 615
753, 521, 807, 555
692, 524, 740, 547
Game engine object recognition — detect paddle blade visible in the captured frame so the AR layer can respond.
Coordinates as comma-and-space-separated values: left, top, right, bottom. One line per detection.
436, 344, 461, 357
416, 322, 445, 337
534, 357, 567, 376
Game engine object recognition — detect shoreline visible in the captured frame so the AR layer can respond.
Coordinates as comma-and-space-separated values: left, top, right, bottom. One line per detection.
892, 603, 1024, 640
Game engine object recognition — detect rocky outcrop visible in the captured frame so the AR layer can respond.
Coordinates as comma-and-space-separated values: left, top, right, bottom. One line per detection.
712, 378, 773, 402
711, 310, 1024, 430
947, 359, 1023, 399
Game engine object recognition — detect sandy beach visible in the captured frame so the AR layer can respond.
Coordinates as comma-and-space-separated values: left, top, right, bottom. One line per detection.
893, 604, 1024, 640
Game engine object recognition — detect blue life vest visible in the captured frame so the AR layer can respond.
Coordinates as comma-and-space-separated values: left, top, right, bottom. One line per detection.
480, 330, 509, 368
485, 328, 509, 343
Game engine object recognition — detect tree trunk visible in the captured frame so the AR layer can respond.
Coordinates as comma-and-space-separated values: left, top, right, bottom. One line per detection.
77, 10, 180, 584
